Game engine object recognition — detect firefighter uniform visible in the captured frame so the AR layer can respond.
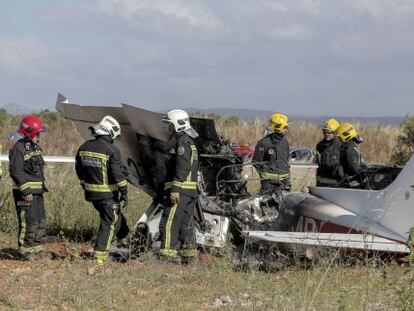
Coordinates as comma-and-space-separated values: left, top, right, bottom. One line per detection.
253, 132, 291, 194
159, 132, 199, 259
75, 135, 129, 262
315, 137, 341, 186
338, 140, 362, 187
9, 138, 47, 255
152, 137, 177, 194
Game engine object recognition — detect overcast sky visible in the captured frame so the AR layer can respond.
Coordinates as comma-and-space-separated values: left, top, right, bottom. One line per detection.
1, 0, 413, 116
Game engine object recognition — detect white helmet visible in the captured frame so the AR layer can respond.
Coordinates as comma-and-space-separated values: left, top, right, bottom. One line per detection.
162, 109, 198, 138
91, 115, 121, 140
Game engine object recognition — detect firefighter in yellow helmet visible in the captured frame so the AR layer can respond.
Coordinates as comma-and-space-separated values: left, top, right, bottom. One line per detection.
315, 118, 341, 187
253, 113, 290, 196
336, 122, 365, 188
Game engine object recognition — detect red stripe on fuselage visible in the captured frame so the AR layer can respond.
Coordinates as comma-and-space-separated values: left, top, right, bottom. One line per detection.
294, 216, 359, 234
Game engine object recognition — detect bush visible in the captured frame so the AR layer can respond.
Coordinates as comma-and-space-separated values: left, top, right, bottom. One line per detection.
391, 116, 414, 165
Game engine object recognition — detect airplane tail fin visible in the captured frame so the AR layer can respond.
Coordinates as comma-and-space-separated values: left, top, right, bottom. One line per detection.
311, 154, 414, 242
376, 154, 414, 240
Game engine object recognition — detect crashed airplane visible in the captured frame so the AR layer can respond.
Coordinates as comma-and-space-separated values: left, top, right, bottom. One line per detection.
52, 93, 414, 260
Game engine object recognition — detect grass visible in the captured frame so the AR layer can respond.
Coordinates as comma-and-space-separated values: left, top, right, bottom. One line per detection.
1, 230, 414, 310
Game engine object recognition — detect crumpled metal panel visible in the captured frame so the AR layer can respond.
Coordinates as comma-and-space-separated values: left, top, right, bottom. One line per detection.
56, 93, 224, 197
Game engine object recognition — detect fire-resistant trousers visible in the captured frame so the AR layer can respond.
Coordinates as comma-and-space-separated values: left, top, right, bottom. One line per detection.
13, 191, 46, 254
159, 193, 197, 258
92, 199, 129, 256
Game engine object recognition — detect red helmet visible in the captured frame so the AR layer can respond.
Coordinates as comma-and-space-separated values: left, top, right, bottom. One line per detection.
17, 115, 48, 138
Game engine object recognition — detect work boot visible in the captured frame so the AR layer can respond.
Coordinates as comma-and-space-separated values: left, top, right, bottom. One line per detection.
95, 257, 107, 265
94, 251, 109, 265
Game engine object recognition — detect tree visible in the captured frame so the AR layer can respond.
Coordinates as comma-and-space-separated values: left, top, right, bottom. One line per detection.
391, 116, 414, 165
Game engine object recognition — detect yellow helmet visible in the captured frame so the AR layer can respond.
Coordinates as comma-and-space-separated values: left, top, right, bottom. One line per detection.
336, 122, 358, 142
322, 118, 339, 132
267, 113, 289, 133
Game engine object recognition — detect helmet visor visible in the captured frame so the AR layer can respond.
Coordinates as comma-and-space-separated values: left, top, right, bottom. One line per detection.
161, 114, 171, 124
90, 124, 111, 136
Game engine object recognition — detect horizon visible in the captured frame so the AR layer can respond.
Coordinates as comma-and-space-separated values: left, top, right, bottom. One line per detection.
0, 100, 408, 121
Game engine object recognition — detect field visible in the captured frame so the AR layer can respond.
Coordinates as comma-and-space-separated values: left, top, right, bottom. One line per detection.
1, 112, 413, 310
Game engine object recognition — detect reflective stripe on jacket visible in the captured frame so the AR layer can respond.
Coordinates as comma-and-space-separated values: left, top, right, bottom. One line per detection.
75, 136, 127, 201
165, 133, 199, 197
9, 139, 46, 195
253, 133, 290, 182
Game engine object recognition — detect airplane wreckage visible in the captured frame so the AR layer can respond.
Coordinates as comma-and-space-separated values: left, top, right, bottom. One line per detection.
51, 93, 414, 264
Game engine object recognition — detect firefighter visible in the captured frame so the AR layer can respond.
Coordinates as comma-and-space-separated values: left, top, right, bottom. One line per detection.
315, 118, 341, 187
253, 113, 291, 195
336, 122, 365, 188
9, 115, 50, 260
159, 109, 199, 263
75, 115, 129, 264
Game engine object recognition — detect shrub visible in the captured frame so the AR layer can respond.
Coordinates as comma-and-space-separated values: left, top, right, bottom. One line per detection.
391, 116, 414, 165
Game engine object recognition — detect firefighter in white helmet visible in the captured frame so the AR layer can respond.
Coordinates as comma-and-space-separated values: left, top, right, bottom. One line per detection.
75, 115, 129, 264
159, 109, 199, 263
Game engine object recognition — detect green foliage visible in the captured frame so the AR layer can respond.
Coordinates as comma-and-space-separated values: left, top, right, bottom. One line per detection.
0, 109, 19, 127
391, 116, 414, 165
397, 274, 414, 311
38, 110, 61, 127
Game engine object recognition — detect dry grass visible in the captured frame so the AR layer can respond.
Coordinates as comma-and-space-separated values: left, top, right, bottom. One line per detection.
1, 234, 414, 310
1, 112, 399, 163
214, 117, 399, 165
1, 231, 414, 310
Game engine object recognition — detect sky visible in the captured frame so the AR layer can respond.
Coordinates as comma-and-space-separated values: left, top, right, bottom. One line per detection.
0, 0, 413, 116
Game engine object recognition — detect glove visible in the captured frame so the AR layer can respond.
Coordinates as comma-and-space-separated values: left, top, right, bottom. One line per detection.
24, 193, 33, 202
170, 192, 180, 204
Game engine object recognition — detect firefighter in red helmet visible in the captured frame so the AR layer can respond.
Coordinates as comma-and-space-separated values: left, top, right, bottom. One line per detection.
9, 115, 51, 260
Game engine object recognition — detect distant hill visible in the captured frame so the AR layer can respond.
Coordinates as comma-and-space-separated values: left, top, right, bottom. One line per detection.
185, 108, 405, 126
0, 103, 40, 115
0, 102, 405, 126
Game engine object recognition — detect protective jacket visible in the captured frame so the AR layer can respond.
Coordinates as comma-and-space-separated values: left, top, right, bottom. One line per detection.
9, 138, 46, 195
152, 137, 177, 194
75, 135, 127, 201
165, 132, 199, 197
253, 133, 290, 181
315, 137, 341, 182
339, 140, 362, 179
